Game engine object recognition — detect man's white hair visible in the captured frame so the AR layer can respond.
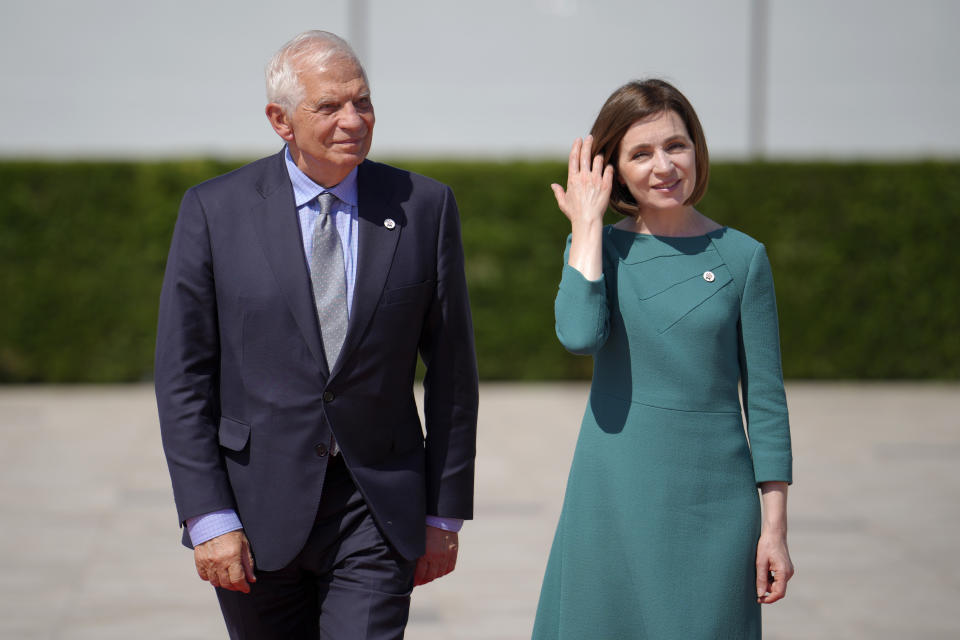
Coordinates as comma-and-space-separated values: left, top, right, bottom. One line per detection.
265, 30, 367, 115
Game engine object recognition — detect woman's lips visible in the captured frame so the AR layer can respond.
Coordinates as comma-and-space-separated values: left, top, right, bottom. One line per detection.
652, 179, 681, 192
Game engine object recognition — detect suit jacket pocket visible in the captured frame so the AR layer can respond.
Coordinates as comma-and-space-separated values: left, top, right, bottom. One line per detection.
381, 280, 435, 307
219, 416, 251, 451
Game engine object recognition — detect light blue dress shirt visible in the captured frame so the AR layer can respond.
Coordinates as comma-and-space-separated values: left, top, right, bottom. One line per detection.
186, 149, 461, 547
287, 148, 360, 315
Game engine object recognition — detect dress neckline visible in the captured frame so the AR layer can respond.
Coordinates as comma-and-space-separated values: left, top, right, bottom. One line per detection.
608, 225, 727, 240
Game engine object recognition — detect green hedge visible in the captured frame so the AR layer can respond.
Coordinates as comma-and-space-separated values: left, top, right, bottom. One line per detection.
1, 159, 958, 382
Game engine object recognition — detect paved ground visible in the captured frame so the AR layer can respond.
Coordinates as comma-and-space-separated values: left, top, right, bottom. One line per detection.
1, 382, 958, 639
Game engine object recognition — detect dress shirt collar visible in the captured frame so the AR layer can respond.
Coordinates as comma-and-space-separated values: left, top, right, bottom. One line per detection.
283, 146, 359, 208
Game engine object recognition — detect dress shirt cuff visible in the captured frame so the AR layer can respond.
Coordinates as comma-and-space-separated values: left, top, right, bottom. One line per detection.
185, 509, 243, 546
425, 516, 464, 532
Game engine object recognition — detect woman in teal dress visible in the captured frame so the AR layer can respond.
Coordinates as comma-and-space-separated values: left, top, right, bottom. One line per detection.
532, 79, 795, 639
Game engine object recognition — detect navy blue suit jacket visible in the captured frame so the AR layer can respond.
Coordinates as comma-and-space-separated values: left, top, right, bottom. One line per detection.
155, 150, 479, 571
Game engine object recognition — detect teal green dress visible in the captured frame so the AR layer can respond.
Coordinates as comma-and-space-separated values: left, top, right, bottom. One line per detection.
533, 226, 793, 640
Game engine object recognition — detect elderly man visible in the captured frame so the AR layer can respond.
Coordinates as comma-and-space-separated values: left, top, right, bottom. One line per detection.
155, 30, 478, 639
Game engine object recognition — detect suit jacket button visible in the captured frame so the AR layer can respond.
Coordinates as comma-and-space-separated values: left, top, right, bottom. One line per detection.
323, 391, 335, 402
315, 443, 329, 457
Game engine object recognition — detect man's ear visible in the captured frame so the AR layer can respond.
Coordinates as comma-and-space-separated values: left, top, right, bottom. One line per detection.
266, 103, 294, 142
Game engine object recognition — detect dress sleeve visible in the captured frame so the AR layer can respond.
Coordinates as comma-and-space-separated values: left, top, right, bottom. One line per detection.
554, 235, 610, 355
739, 243, 793, 484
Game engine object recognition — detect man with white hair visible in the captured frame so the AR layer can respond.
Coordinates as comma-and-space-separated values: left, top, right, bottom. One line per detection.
155, 30, 478, 639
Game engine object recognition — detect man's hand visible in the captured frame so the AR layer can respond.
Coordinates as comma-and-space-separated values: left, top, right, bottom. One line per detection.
194, 530, 256, 593
414, 526, 458, 587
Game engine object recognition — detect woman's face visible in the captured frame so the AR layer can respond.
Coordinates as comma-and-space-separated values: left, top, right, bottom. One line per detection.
615, 110, 697, 213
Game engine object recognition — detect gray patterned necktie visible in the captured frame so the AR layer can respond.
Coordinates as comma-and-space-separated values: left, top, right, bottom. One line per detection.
310, 192, 348, 370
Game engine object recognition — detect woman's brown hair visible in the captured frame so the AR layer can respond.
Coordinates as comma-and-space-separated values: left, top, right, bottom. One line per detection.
589, 79, 710, 217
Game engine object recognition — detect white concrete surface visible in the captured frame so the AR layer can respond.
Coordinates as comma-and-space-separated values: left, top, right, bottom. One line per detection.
1, 382, 958, 638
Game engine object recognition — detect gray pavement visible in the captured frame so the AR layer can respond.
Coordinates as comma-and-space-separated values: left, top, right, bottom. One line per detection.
1, 382, 958, 639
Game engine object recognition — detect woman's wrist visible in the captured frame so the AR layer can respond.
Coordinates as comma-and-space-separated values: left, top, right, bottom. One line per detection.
570, 217, 604, 235
758, 481, 789, 538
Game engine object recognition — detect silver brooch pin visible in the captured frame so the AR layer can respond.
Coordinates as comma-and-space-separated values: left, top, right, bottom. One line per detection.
384, 218, 396, 230
703, 271, 716, 282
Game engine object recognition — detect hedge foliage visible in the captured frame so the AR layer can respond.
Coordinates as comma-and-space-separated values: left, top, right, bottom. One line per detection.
1, 158, 958, 382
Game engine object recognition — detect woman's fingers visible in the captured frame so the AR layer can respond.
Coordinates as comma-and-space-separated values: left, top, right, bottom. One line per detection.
556, 135, 612, 223
755, 558, 771, 601
759, 570, 787, 604
580, 135, 594, 173
567, 135, 608, 181
550, 183, 567, 210
602, 163, 614, 190
765, 556, 795, 603
768, 569, 788, 601
568, 137, 582, 176
755, 537, 795, 604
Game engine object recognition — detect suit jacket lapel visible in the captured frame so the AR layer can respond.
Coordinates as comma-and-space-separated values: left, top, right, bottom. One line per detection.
249, 150, 329, 377
332, 161, 402, 378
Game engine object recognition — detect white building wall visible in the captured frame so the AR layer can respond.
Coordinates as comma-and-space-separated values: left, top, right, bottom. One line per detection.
0, 0, 956, 159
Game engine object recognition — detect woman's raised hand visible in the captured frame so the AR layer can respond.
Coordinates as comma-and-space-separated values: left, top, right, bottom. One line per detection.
553, 135, 611, 280
551, 135, 614, 226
